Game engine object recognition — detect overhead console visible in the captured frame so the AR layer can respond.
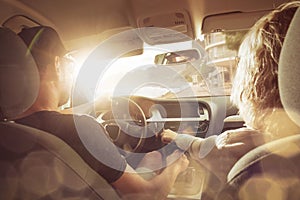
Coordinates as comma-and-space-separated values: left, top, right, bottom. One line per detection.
137, 10, 194, 45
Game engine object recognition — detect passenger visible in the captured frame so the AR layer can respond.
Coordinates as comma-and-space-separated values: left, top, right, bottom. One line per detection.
15, 26, 189, 199
161, 1, 300, 184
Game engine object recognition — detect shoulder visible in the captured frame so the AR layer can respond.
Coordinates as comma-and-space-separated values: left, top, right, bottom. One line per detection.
50, 112, 101, 128
72, 114, 102, 127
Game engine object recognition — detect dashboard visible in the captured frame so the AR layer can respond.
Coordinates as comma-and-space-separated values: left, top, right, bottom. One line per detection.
97, 96, 212, 140
95, 95, 240, 153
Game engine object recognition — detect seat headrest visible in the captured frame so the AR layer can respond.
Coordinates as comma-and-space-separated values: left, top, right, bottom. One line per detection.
0, 27, 39, 121
279, 8, 300, 127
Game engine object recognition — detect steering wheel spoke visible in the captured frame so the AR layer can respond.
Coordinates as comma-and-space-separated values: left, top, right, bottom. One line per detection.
97, 97, 148, 152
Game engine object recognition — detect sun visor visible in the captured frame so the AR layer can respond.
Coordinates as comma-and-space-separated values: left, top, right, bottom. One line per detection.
65, 26, 144, 57
202, 10, 271, 33
99, 27, 144, 57
137, 10, 194, 45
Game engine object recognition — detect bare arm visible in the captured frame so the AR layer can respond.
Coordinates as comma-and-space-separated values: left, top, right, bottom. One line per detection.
111, 151, 189, 200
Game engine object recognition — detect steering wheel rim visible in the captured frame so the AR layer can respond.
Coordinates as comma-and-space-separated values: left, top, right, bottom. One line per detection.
98, 96, 148, 152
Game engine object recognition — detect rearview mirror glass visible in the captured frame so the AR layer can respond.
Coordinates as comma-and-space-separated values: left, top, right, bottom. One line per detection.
154, 49, 200, 65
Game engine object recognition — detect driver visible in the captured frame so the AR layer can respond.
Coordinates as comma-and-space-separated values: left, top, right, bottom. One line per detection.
14, 26, 189, 200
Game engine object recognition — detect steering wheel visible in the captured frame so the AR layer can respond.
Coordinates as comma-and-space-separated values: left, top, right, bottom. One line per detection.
98, 97, 148, 152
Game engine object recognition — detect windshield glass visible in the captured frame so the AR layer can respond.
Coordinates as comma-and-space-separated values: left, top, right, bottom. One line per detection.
73, 30, 247, 101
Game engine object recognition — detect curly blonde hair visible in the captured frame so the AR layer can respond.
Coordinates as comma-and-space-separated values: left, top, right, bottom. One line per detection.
231, 1, 300, 132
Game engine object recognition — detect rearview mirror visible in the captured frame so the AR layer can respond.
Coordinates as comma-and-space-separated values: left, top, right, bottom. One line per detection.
154, 49, 200, 65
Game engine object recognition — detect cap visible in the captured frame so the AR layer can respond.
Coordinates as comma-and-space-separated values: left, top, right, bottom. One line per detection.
18, 26, 67, 67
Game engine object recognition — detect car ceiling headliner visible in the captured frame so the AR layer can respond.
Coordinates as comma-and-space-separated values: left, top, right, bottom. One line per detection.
1, 0, 288, 50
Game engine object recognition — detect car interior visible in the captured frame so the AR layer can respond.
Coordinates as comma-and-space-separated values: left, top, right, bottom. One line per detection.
0, 0, 299, 199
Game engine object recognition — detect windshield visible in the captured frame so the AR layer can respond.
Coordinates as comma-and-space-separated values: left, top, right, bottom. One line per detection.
73, 30, 247, 101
